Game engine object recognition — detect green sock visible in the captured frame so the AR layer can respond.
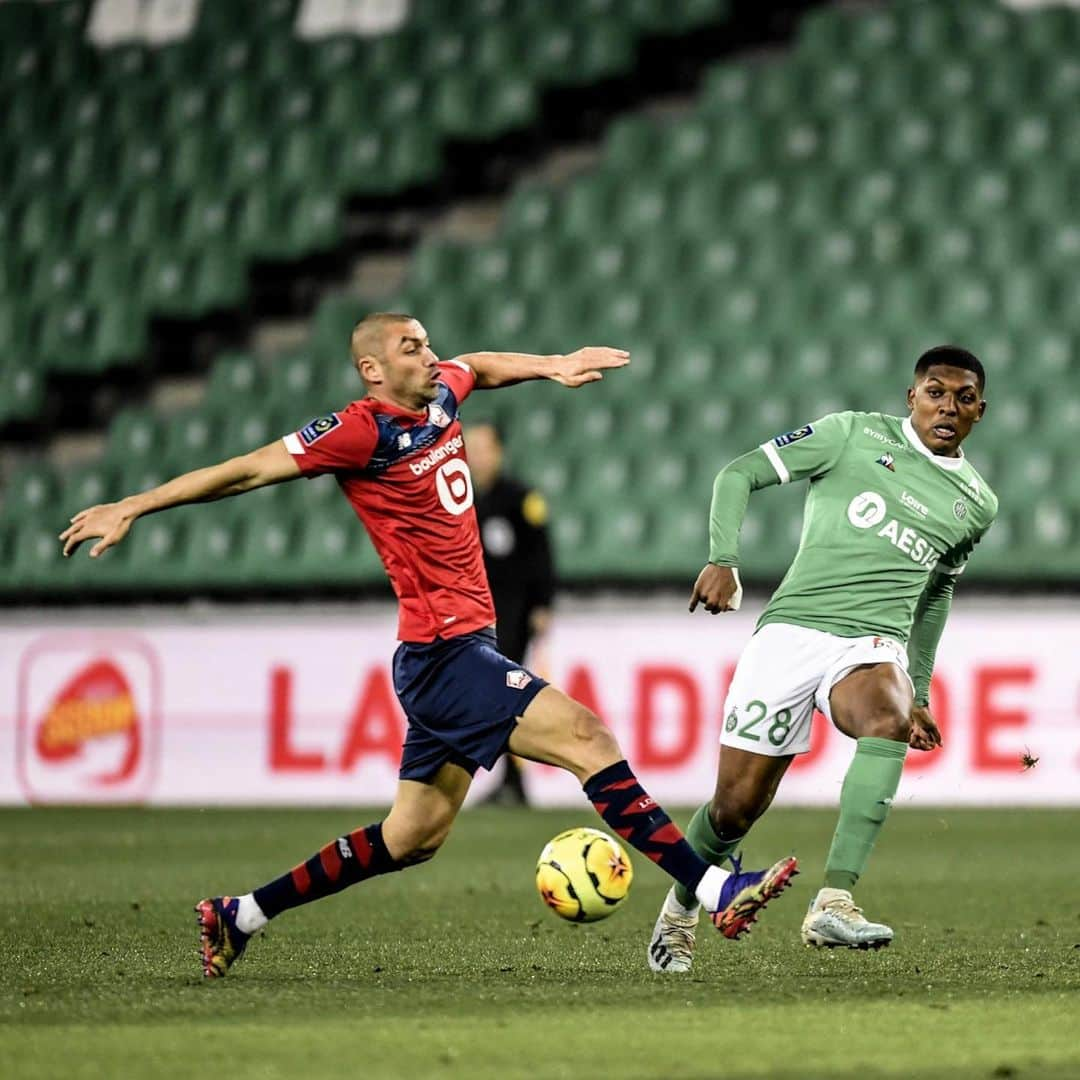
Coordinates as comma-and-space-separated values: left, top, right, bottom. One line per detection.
824, 736, 907, 891
673, 804, 743, 908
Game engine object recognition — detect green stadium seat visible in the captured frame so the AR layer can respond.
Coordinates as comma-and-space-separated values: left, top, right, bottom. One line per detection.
283, 190, 342, 257
142, 251, 194, 317
73, 190, 123, 251
28, 253, 83, 308
16, 194, 61, 252
163, 409, 217, 467
0, 460, 56, 524
10, 520, 72, 590
182, 516, 244, 587
106, 408, 166, 464
236, 508, 299, 587
38, 302, 95, 371
205, 353, 264, 409
295, 507, 387, 585
127, 188, 173, 250
123, 515, 187, 589
93, 301, 148, 368
192, 246, 247, 314
0, 364, 46, 424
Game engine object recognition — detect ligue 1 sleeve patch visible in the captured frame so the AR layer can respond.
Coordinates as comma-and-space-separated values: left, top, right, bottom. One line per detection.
299, 414, 341, 446
772, 425, 814, 447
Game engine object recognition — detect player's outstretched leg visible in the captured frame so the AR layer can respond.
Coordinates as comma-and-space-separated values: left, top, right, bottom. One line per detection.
650, 748, 793, 972
803, 665, 911, 950
196, 821, 403, 978
509, 687, 799, 955
196, 766, 470, 978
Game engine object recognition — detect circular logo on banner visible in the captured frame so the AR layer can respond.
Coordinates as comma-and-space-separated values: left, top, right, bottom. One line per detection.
435, 459, 474, 516
847, 490, 887, 529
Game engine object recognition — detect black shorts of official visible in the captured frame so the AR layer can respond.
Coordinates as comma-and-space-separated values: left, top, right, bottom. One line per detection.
393, 627, 548, 782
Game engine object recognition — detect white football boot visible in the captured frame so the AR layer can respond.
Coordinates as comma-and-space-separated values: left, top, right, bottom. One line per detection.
648, 887, 700, 973
800, 887, 893, 949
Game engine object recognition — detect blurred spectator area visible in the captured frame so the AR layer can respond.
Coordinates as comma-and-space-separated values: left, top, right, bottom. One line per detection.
1, 0, 1077, 600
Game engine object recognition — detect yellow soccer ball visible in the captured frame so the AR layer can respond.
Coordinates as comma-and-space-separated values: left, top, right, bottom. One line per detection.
535, 827, 633, 923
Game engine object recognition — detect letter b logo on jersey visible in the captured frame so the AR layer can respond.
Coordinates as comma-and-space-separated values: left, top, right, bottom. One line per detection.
435, 459, 474, 516
847, 491, 887, 529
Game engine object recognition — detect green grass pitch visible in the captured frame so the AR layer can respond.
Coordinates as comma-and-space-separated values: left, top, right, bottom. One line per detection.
3, 806, 1079, 1079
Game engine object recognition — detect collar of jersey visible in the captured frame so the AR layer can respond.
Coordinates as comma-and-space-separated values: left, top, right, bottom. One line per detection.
901, 415, 965, 471
366, 394, 430, 422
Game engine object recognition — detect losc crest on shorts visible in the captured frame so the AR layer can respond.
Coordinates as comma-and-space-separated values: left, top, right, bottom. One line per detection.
720, 623, 912, 756
393, 628, 548, 781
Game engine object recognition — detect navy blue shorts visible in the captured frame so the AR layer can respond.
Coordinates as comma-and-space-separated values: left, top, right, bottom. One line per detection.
393, 628, 548, 782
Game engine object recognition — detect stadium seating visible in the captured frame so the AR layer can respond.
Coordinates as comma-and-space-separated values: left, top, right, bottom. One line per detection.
3, 0, 1078, 595
0, 0, 730, 431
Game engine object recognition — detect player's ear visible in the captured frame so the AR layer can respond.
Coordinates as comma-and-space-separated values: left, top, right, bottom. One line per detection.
905, 384, 916, 411
357, 353, 382, 386
975, 398, 987, 422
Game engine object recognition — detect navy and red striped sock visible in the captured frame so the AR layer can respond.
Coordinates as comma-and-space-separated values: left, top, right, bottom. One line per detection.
252, 823, 401, 920
584, 760, 713, 900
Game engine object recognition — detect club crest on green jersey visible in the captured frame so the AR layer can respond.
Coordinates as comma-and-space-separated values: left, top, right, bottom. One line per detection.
772, 425, 814, 447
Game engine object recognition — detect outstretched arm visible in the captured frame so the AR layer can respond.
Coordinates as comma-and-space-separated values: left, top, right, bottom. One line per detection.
453, 347, 629, 389
60, 440, 301, 558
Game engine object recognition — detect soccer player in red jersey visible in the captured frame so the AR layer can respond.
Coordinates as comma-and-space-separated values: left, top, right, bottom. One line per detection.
61, 313, 797, 978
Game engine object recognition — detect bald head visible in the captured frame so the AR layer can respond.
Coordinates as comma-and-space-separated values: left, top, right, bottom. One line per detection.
350, 312, 416, 368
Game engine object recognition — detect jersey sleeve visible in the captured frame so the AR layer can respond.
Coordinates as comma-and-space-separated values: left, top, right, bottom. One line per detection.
282, 408, 378, 476
937, 524, 989, 577
758, 411, 856, 485
438, 358, 476, 406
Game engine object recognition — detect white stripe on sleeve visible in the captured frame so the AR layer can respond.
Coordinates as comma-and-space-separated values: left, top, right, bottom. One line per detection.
760, 441, 790, 484
444, 358, 472, 372
283, 432, 305, 455
938, 562, 966, 576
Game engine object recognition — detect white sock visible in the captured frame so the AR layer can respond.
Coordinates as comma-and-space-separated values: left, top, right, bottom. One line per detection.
663, 885, 701, 918
235, 893, 268, 934
694, 864, 731, 912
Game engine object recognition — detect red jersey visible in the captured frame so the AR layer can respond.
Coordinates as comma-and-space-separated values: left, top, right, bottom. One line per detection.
282, 360, 496, 643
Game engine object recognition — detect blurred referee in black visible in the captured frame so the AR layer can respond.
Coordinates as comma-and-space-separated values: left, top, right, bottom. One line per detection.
465, 421, 555, 806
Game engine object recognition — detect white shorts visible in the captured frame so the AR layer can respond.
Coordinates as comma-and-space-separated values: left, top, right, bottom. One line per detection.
719, 622, 913, 757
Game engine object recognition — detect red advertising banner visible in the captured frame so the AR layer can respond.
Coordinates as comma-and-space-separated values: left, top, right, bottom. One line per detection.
0, 606, 1076, 806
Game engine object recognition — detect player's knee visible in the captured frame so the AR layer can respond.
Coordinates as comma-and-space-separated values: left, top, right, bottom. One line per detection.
857, 708, 910, 743
384, 814, 454, 865
570, 707, 622, 773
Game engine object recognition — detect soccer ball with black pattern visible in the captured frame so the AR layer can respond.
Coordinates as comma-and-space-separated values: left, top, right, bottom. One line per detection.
535, 827, 633, 923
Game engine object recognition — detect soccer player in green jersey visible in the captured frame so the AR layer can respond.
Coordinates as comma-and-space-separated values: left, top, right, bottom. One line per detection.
647, 346, 996, 971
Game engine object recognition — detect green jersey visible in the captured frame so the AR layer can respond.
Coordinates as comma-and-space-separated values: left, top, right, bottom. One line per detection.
743, 412, 996, 642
